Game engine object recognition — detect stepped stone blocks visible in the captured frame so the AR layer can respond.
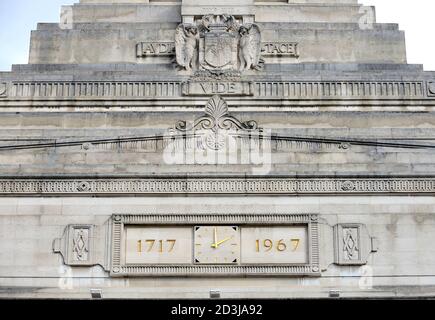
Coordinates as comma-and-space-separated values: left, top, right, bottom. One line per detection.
1, 0, 435, 299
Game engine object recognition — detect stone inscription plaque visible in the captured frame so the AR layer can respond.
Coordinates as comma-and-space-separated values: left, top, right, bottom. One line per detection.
125, 226, 193, 265
137, 42, 299, 58
241, 226, 308, 264
261, 42, 299, 57
136, 42, 175, 57
110, 214, 321, 277
182, 81, 253, 96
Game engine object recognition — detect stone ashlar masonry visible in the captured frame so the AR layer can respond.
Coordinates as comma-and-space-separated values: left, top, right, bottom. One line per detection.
0, 0, 435, 299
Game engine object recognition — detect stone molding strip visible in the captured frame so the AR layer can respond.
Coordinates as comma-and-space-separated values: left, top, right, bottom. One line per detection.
113, 213, 314, 225
5, 80, 430, 99
0, 177, 434, 195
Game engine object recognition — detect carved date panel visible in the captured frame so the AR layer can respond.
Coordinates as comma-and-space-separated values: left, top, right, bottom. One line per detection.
125, 226, 193, 265
241, 226, 308, 264
52, 215, 377, 274
110, 214, 320, 277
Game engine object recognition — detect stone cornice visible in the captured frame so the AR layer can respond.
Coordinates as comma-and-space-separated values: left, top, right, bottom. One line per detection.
0, 80, 432, 100
2, 79, 435, 111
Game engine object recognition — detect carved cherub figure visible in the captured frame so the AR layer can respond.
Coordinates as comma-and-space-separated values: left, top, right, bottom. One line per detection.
238, 24, 262, 71
175, 24, 199, 71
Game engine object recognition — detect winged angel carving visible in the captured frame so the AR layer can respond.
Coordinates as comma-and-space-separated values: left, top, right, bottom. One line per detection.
175, 24, 199, 71
238, 24, 262, 71
175, 15, 263, 72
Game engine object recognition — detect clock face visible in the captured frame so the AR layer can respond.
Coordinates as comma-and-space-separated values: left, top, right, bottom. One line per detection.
194, 226, 240, 264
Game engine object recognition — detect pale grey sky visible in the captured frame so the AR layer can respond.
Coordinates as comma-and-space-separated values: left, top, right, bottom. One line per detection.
0, 0, 434, 71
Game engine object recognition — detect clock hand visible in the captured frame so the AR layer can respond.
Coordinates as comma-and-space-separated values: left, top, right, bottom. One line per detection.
212, 236, 233, 248
213, 227, 218, 248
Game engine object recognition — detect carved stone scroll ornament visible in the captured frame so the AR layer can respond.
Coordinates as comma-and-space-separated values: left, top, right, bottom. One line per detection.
0, 82, 7, 98
171, 95, 259, 151
175, 14, 263, 72
174, 95, 259, 133
428, 81, 435, 96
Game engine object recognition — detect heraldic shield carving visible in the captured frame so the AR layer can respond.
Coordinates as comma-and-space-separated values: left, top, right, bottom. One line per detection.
175, 14, 263, 72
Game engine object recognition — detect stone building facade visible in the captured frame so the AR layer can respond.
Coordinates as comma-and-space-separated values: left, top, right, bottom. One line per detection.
0, 0, 435, 298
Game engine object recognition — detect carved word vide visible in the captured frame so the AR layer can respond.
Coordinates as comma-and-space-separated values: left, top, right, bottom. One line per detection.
182, 81, 253, 96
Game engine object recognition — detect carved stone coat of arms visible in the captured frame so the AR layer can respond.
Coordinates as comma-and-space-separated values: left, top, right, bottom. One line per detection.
175, 14, 263, 72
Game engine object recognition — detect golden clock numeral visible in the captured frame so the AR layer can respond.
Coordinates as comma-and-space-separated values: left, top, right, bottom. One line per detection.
255, 239, 275, 252
264, 239, 273, 252
255, 238, 301, 252
291, 239, 300, 251
137, 239, 177, 253
146, 239, 155, 252
277, 239, 287, 252
167, 240, 176, 252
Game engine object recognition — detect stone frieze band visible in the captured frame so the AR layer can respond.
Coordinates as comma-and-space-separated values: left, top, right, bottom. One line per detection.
0, 177, 434, 195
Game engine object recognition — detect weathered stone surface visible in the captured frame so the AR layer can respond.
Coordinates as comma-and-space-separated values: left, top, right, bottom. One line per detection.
1, 0, 435, 299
